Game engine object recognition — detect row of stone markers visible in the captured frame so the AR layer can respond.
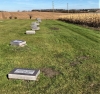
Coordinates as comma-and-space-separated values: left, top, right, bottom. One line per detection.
26, 18, 41, 34
10, 18, 42, 47
8, 18, 42, 81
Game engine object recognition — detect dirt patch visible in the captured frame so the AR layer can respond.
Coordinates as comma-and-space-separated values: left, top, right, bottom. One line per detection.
76, 56, 89, 61
50, 27, 59, 30
70, 56, 89, 67
70, 61, 81, 67
41, 68, 59, 78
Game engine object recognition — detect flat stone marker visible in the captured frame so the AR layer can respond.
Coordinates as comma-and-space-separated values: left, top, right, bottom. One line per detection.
32, 27, 40, 31
36, 18, 42, 23
8, 68, 40, 80
31, 22, 39, 26
26, 30, 35, 34
31, 24, 37, 28
10, 40, 26, 47
31, 24, 40, 31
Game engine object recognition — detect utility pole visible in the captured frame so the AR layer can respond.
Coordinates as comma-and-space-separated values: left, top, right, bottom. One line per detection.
52, 1, 54, 12
67, 3, 69, 13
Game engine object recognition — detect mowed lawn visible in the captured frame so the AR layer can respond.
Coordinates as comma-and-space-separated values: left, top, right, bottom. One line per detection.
0, 19, 100, 94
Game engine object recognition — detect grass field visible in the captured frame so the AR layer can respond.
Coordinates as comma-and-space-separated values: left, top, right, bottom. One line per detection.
0, 19, 100, 94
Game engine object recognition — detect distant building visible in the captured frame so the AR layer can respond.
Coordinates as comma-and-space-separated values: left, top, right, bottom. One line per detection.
96, 9, 100, 13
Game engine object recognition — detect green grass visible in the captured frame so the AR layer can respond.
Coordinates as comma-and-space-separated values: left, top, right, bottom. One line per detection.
0, 19, 100, 94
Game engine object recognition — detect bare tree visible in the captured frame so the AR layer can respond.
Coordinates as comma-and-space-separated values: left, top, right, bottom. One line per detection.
28, 14, 33, 19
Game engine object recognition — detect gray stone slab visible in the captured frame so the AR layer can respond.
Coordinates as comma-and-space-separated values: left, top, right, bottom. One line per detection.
8, 68, 40, 80
26, 30, 35, 34
31, 22, 39, 25
32, 27, 40, 31
31, 24, 37, 29
36, 18, 42, 23
31, 25, 40, 31
10, 40, 26, 47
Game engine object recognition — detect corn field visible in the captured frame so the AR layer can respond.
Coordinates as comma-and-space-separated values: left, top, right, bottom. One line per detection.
58, 13, 100, 28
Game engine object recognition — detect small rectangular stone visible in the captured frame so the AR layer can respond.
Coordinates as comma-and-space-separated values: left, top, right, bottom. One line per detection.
26, 30, 35, 34
36, 18, 42, 23
10, 40, 26, 47
31, 22, 39, 25
8, 68, 40, 80
32, 27, 40, 31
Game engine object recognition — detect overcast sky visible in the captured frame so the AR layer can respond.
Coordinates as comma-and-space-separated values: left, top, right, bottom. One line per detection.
0, 0, 99, 11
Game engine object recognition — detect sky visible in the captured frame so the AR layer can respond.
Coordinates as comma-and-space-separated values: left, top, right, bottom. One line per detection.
0, 0, 99, 11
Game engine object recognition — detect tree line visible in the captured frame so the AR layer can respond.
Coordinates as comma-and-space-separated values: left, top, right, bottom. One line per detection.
31, 9, 99, 13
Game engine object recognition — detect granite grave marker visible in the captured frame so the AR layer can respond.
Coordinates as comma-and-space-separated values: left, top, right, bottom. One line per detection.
10, 40, 26, 47
26, 30, 35, 34
8, 68, 40, 80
